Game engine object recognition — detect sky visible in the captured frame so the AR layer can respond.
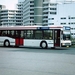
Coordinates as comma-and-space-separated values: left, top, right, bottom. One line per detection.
0, 0, 18, 9
0, 0, 75, 10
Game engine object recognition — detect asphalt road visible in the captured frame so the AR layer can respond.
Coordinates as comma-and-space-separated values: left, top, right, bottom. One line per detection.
0, 47, 75, 75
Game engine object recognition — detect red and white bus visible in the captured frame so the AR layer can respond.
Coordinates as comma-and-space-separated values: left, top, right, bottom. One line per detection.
0, 25, 71, 48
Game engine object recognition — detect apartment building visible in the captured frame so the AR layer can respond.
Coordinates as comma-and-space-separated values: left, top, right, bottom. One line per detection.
0, 2, 23, 26
0, 9, 23, 26
0, 5, 6, 26
48, 2, 75, 38
23, 0, 75, 38
23, 0, 43, 25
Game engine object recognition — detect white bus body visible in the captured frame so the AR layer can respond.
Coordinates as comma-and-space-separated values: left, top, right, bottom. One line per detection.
0, 25, 71, 48
0, 36, 15, 46
23, 39, 54, 48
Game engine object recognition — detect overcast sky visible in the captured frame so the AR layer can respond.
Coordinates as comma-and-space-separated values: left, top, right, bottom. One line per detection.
0, 0, 18, 9
0, 0, 75, 9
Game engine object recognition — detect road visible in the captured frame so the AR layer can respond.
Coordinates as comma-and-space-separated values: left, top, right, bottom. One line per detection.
0, 47, 75, 75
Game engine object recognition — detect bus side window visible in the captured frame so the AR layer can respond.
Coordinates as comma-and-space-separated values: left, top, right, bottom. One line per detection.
26, 30, 33, 39
20, 31, 24, 38
43, 30, 53, 39
1, 31, 7, 36
0, 31, 1, 36
23, 30, 27, 39
0, 31, 3, 36
34, 30, 43, 39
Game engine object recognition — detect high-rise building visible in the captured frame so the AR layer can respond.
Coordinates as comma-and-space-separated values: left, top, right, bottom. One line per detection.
48, 2, 75, 38
0, 3, 23, 26
0, 9, 23, 26
23, 0, 43, 26
23, 0, 75, 38
0, 5, 6, 26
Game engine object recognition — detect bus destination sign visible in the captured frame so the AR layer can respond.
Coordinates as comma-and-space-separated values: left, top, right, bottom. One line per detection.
63, 26, 70, 30
37, 27, 49, 30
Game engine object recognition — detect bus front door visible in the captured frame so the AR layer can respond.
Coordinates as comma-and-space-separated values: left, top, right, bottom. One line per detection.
15, 31, 24, 46
54, 29, 60, 47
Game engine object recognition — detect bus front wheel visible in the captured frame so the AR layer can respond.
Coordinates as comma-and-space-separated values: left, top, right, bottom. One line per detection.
40, 41, 47, 49
4, 40, 10, 47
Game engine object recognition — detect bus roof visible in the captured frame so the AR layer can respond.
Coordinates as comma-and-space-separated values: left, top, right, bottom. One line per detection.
0, 25, 64, 30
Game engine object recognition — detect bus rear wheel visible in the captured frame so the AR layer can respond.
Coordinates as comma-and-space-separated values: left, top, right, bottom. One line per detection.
40, 41, 47, 49
4, 40, 10, 47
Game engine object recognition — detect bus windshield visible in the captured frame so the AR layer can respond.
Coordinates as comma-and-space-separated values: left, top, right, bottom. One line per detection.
63, 34, 70, 40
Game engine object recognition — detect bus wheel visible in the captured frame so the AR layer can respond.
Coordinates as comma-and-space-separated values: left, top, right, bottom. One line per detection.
40, 41, 47, 49
4, 40, 10, 47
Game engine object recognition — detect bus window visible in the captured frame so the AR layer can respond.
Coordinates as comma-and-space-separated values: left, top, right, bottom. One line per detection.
1, 30, 7, 36
20, 31, 24, 38
0, 31, 1, 36
26, 30, 33, 39
34, 30, 43, 39
9, 30, 15, 38
7, 31, 11, 37
63, 34, 70, 40
23, 30, 27, 39
15, 31, 19, 38
43, 30, 53, 39
11, 31, 14, 36
63, 31, 71, 40
0, 31, 3, 36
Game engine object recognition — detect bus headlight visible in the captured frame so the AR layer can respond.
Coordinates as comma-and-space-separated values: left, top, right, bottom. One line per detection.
62, 43, 65, 45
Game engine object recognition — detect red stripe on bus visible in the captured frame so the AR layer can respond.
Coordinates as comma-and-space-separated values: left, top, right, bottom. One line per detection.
20, 38, 23, 45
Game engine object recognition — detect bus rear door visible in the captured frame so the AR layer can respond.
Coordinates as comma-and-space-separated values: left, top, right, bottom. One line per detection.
15, 31, 24, 46
54, 29, 61, 47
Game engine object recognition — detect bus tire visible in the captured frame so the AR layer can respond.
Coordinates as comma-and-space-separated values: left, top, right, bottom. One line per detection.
4, 40, 10, 47
40, 41, 47, 49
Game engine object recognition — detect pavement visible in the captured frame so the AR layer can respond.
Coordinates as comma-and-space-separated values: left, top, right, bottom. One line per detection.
0, 47, 75, 75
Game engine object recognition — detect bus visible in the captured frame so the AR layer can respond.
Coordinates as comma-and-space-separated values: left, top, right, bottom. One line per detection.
0, 25, 71, 48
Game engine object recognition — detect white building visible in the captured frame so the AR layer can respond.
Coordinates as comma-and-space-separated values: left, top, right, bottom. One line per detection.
48, 2, 75, 38
0, 9, 23, 26
23, 0, 43, 25
22, 0, 75, 38
0, 5, 6, 26
0, 2, 23, 26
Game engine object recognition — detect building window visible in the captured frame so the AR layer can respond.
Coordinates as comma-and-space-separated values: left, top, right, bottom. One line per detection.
30, 13, 34, 15
43, 20, 48, 23
69, 17, 75, 19
30, 5, 34, 7
50, 12, 56, 15
61, 17, 66, 19
43, 4, 48, 6
43, 12, 48, 14
50, 8, 56, 10
30, 9, 34, 11
30, 1, 34, 3
71, 17, 75, 19
43, 8, 48, 10
71, 28, 73, 30
30, 17, 34, 19
43, 16, 48, 18
49, 23, 54, 25
61, 23, 66, 25
50, 3, 57, 6
68, 22, 75, 25
71, 33, 73, 35
49, 18, 54, 20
